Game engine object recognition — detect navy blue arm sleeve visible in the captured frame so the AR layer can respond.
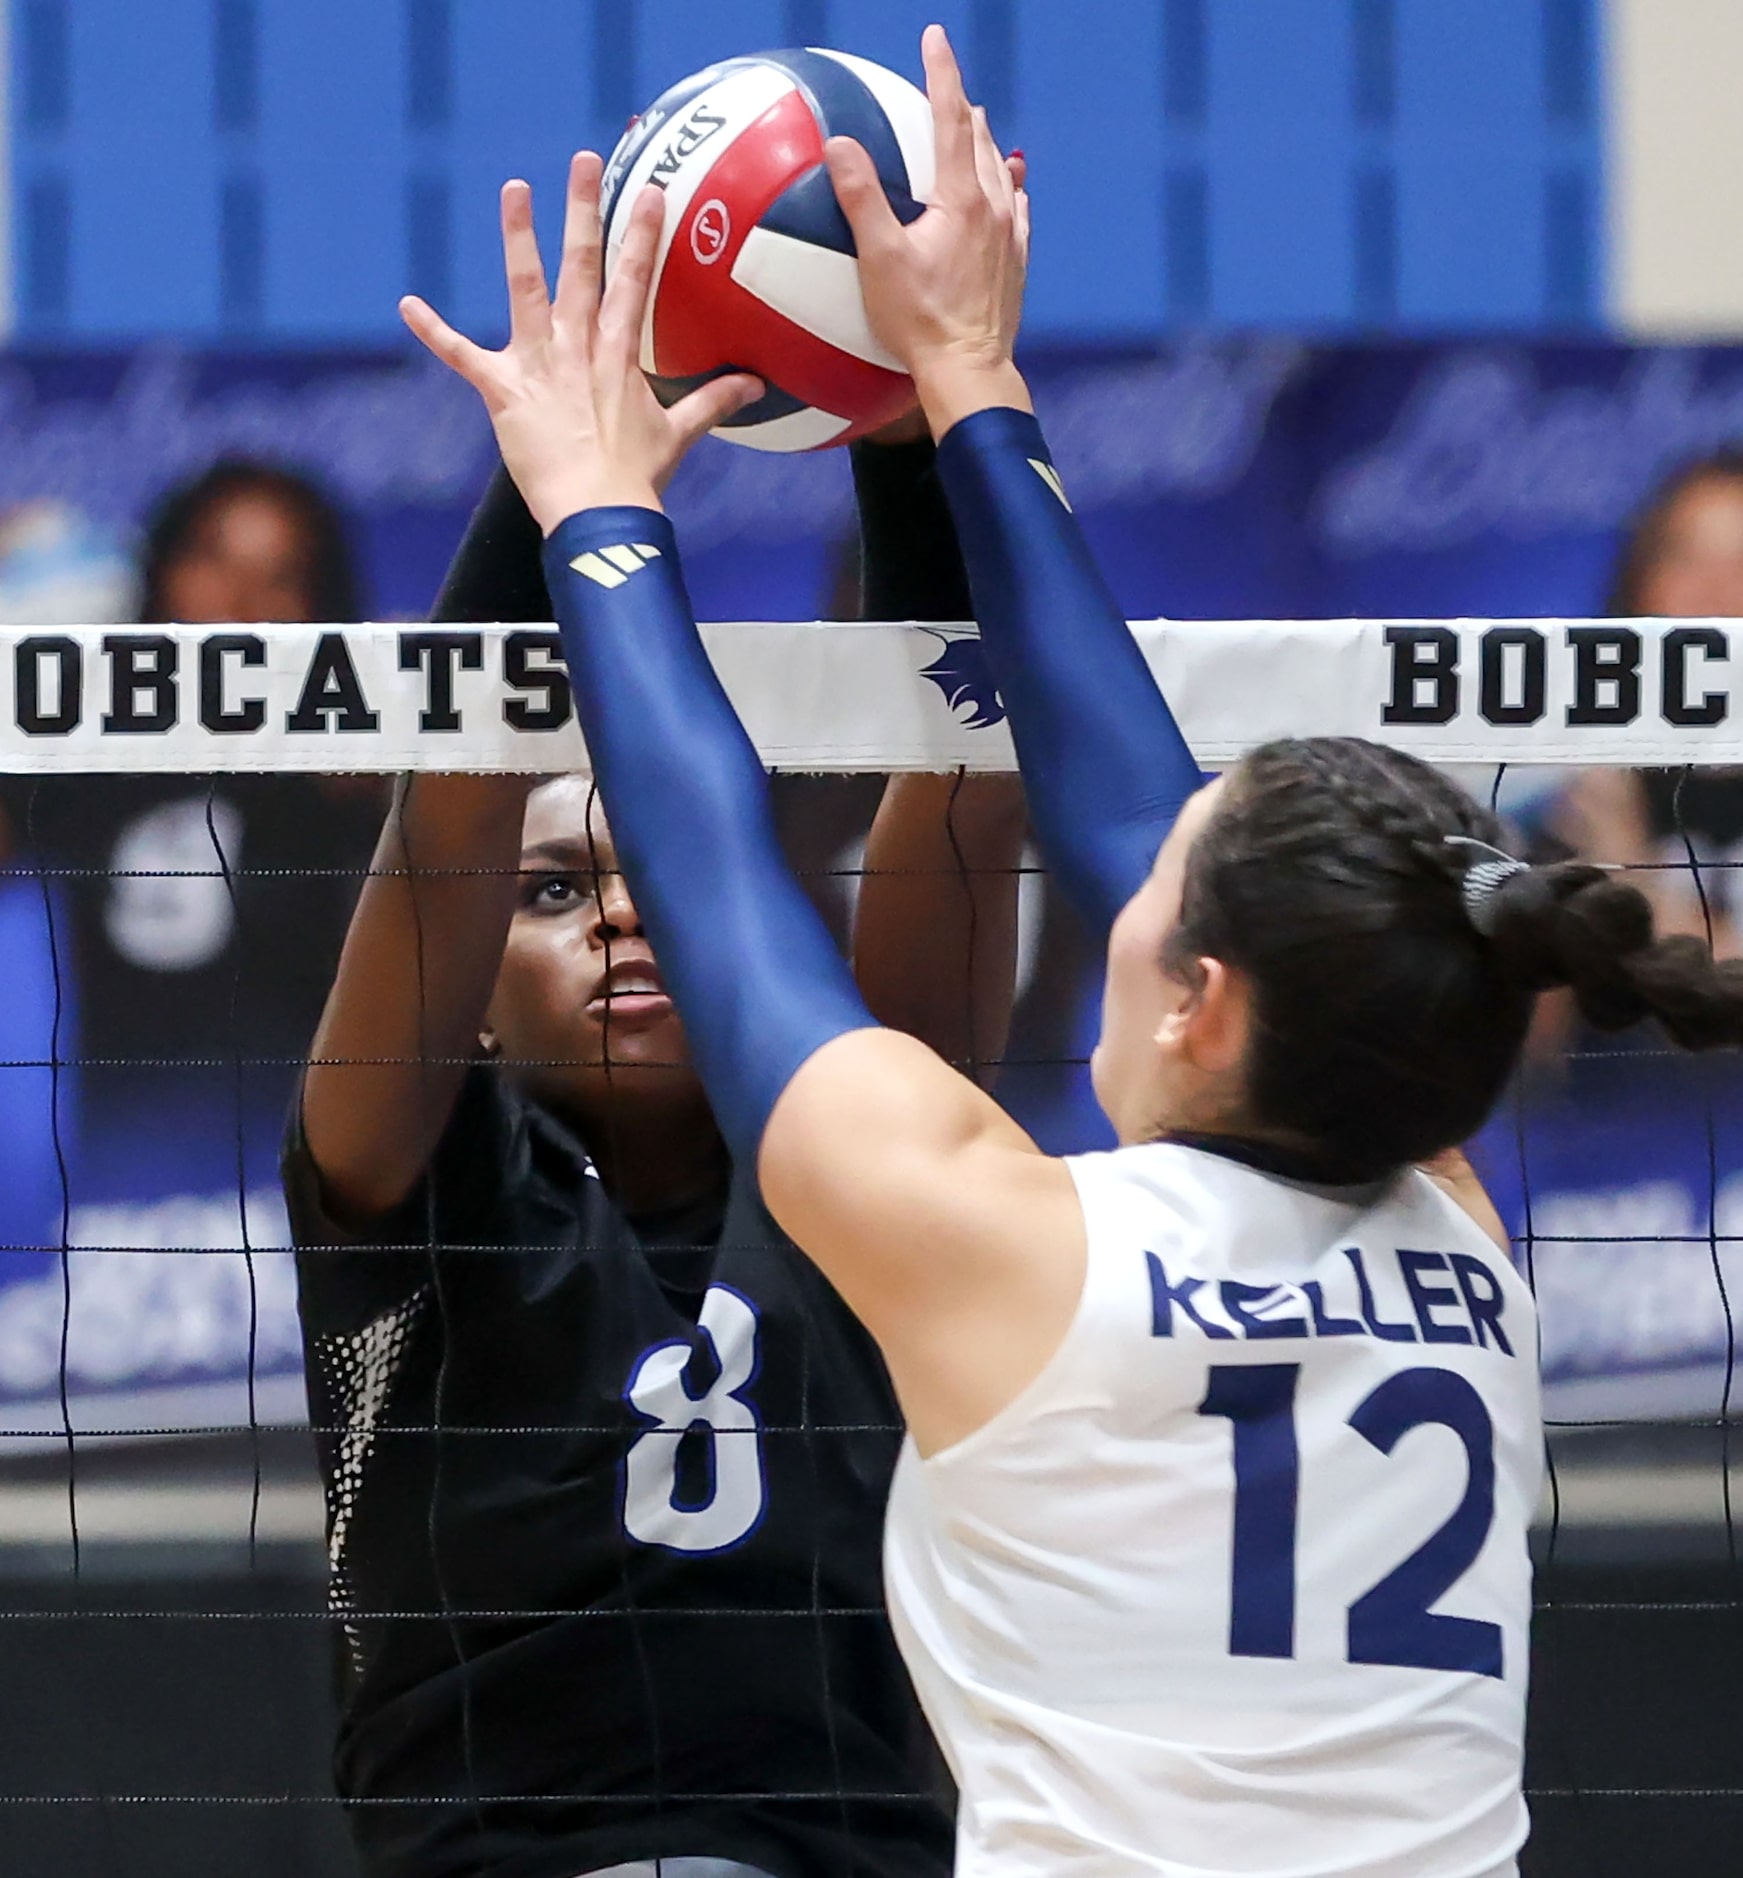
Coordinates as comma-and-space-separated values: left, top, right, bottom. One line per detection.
543, 510, 874, 1166
934, 405, 1203, 939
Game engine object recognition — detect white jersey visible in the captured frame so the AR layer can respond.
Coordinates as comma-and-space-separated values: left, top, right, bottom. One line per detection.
885, 1140, 1542, 1878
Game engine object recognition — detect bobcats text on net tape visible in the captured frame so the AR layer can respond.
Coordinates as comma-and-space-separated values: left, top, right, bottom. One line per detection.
0, 618, 1737, 774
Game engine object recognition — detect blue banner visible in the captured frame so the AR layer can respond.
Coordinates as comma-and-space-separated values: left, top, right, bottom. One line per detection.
2, 337, 1741, 1430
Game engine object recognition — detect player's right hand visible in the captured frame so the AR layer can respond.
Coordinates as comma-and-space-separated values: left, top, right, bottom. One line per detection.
824, 24, 1031, 438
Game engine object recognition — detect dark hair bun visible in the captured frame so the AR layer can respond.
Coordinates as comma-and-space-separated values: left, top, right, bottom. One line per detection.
1485, 861, 1743, 1048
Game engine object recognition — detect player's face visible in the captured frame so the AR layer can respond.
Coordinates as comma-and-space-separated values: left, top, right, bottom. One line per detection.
159, 488, 319, 623
484, 777, 703, 1120
1636, 473, 1743, 618
1094, 778, 1248, 1144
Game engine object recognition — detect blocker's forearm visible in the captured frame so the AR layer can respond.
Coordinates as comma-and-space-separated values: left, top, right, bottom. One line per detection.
935, 405, 1203, 940
431, 461, 552, 623
302, 772, 535, 1224
851, 434, 1026, 1078
300, 464, 552, 1224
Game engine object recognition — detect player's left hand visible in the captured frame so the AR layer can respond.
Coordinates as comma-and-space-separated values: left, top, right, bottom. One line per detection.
826, 25, 1030, 435
400, 154, 763, 533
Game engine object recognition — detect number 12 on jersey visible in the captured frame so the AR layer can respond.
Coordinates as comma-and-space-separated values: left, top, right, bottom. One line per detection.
1198, 1363, 1502, 1677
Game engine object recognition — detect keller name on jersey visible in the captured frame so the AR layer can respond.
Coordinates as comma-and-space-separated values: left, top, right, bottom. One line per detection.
1146, 1243, 1515, 1354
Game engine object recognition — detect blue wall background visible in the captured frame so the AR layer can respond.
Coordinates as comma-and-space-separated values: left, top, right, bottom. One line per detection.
12, 0, 1604, 343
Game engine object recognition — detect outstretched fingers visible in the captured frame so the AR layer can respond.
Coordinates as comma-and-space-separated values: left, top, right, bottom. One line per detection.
399, 294, 499, 395
597, 183, 664, 371
554, 151, 606, 337
921, 23, 979, 206
499, 180, 553, 349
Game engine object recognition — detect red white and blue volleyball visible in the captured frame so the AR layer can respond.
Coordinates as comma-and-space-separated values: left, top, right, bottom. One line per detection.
601, 49, 935, 452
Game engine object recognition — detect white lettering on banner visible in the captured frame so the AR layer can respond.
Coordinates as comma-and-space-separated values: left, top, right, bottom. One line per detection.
1531, 1176, 1743, 1381
1030, 340, 1303, 508
2, 617, 1740, 773
1318, 350, 1743, 555
0, 348, 493, 525
0, 342, 1302, 563
0, 1190, 298, 1401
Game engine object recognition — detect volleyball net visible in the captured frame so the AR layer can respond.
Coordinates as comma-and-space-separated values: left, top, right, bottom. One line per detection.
0, 613, 1738, 1865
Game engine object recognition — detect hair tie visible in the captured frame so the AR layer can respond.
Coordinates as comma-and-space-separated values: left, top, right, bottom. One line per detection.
1443, 834, 1530, 937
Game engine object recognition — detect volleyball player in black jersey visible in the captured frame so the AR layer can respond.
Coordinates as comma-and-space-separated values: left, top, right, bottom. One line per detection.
283, 430, 1023, 1878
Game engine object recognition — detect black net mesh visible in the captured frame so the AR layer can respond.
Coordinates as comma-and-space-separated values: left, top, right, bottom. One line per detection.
0, 757, 1737, 1878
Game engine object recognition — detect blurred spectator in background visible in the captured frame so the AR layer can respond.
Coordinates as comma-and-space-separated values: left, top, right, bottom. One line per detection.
139, 460, 360, 626
1552, 453, 1743, 960
2, 459, 386, 1188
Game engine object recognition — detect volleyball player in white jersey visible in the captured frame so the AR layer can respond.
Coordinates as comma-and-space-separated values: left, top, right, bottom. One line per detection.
401, 27, 1743, 1874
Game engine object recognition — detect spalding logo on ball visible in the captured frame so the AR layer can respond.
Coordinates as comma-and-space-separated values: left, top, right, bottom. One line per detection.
601, 48, 934, 452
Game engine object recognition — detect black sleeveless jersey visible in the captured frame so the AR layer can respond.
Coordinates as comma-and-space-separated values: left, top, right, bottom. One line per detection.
284, 1066, 952, 1878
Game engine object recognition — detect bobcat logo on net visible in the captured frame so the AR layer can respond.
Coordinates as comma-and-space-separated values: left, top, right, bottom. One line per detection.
690, 200, 731, 265
916, 629, 1006, 732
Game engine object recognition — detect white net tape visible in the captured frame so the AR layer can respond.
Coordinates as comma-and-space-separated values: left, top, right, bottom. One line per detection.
0, 616, 1736, 772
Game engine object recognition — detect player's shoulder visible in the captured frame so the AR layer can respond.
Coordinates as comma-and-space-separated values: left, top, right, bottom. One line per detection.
1381, 1164, 1527, 1280
1063, 1135, 1366, 1229
1065, 1138, 1524, 1288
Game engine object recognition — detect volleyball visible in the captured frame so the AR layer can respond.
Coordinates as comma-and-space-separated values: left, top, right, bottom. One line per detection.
600, 49, 935, 452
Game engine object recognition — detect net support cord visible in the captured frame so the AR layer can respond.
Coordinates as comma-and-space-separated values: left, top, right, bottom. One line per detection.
1, 618, 1739, 773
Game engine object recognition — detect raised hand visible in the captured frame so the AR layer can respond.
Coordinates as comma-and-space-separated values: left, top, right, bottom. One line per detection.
400, 153, 762, 533
824, 24, 1030, 436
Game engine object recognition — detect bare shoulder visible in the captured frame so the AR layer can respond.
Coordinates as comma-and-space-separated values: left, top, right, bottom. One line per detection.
760, 1026, 1087, 1453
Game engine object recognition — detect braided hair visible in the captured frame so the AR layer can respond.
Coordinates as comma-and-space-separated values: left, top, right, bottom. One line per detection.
1163, 737, 1743, 1182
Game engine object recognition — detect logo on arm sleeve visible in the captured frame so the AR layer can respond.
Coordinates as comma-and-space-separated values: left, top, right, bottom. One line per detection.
568, 542, 665, 589
1029, 458, 1072, 510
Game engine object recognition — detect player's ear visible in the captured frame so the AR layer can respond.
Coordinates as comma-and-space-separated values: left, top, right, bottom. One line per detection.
1174, 956, 1249, 1077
